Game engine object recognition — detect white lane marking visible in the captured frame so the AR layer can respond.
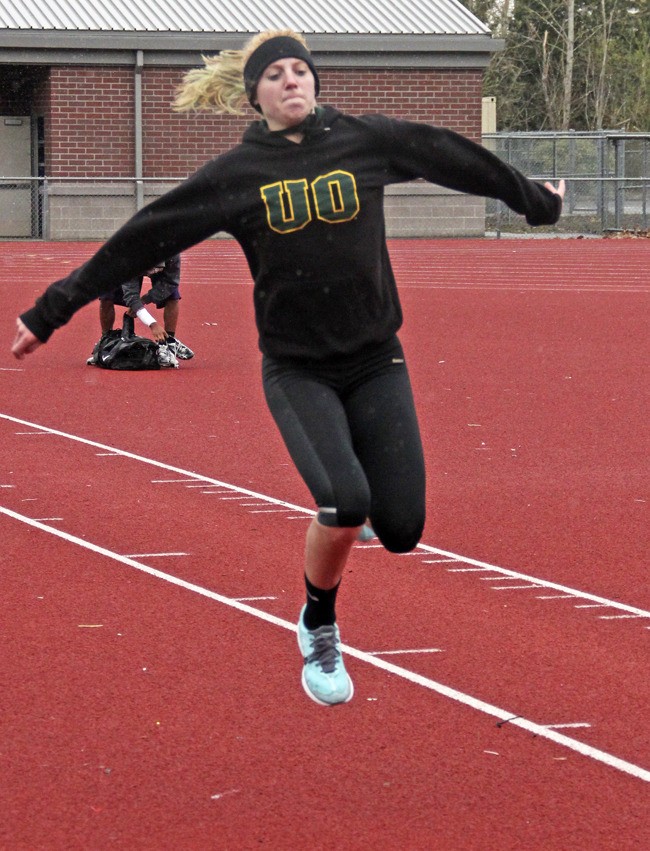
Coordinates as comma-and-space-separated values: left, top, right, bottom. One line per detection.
250, 509, 298, 514
417, 541, 650, 618
537, 594, 578, 600
544, 722, 592, 730
210, 789, 240, 801
125, 552, 189, 558
235, 596, 277, 602
1, 503, 649, 785
366, 648, 444, 656
599, 614, 648, 620
152, 479, 199, 483
2, 412, 649, 621
480, 576, 514, 581
2, 413, 310, 513
447, 567, 489, 573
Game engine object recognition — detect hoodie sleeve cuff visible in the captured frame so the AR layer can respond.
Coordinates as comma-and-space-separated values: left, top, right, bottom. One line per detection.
19, 306, 56, 343
525, 186, 563, 226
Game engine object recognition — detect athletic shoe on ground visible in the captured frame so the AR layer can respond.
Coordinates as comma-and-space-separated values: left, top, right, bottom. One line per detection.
167, 337, 194, 360
156, 343, 179, 368
297, 604, 354, 706
86, 354, 96, 365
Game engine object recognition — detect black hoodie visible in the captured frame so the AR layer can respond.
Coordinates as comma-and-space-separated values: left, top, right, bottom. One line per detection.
21, 106, 561, 360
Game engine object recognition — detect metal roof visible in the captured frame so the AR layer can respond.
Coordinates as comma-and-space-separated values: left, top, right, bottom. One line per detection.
0, 0, 490, 36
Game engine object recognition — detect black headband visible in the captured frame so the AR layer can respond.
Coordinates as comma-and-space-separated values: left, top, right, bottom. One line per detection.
243, 36, 320, 111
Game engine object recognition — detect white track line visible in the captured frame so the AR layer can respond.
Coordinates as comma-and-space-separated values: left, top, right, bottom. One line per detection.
2, 412, 648, 621
414, 542, 650, 618
1, 503, 649, 784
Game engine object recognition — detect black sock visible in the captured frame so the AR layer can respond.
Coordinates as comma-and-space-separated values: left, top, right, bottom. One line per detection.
303, 575, 340, 630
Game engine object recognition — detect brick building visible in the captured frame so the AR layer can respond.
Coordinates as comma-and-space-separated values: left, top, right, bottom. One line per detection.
0, 0, 501, 239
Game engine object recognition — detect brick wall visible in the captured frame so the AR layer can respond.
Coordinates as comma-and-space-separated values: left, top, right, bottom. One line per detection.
140, 66, 483, 179
47, 67, 134, 177
325, 68, 483, 138
43, 63, 485, 238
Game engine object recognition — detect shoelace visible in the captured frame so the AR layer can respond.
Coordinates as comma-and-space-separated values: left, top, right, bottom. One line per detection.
305, 625, 341, 674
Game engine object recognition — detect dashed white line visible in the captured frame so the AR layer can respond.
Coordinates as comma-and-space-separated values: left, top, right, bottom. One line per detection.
366, 648, 444, 656
447, 567, 489, 573
3, 412, 648, 623
152, 479, 200, 484
234, 596, 277, 602
544, 722, 592, 730
2, 503, 648, 785
537, 594, 585, 600
599, 614, 649, 621
125, 552, 189, 559
416, 539, 649, 617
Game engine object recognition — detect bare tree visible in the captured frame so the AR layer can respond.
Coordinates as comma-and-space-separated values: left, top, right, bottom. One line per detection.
562, 0, 575, 129
478, 0, 648, 130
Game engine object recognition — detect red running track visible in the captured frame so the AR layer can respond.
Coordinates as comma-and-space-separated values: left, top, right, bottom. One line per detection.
1, 238, 649, 850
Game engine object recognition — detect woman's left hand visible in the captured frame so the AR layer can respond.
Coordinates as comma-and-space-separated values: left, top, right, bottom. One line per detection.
544, 179, 566, 201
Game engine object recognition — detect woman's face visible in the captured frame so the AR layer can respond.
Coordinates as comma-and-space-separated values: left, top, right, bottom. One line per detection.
255, 57, 317, 131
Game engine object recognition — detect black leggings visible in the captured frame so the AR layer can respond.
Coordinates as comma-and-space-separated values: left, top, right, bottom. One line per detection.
262, 336, 425, 553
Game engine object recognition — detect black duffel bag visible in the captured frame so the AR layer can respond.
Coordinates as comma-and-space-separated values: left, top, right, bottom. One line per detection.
90, 315, 167, 370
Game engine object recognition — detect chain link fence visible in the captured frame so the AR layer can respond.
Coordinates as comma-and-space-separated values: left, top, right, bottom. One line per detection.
0, 178, 179, 240
0, 176, 41, 239
484, 131, 650, 236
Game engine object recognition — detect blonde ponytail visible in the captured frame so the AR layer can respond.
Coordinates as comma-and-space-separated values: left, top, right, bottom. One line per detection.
173, 29, 311, 115
173, 50, 247, 115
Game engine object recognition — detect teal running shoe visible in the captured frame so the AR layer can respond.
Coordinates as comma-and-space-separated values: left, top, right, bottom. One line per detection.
357, 524, 376, 542
297, 605, 354, 706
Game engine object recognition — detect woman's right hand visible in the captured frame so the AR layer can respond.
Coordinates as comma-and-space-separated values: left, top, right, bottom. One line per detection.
12, 318, 42, 359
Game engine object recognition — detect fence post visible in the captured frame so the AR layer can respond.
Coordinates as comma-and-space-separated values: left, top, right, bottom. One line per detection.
40, 177, 49, 239
613, 137, 625, 230
642, 141, 648, 227
569, 133, 579, 215
597, 136, 605, 230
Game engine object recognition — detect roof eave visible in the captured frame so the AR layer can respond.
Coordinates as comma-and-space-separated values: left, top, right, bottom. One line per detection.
0, 30, 503, 60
